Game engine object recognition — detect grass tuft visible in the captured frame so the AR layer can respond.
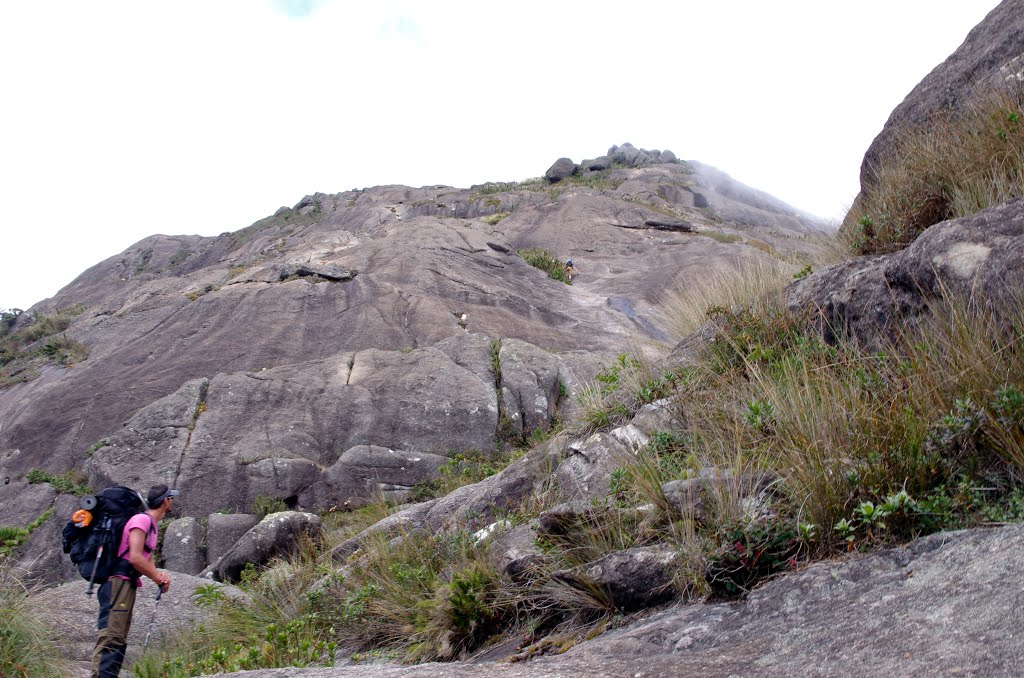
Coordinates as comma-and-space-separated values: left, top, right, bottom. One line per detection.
844, 80, 1024, 254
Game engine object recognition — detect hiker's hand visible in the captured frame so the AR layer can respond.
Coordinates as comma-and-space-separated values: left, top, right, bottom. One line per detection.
156, 572, 171, 592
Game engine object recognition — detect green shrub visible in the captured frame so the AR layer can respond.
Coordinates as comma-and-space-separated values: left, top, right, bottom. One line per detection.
517, 249, 571, 284
25, 469, 90, 496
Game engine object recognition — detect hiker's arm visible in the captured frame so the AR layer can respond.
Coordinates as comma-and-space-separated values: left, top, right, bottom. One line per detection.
127, 526, 170, 591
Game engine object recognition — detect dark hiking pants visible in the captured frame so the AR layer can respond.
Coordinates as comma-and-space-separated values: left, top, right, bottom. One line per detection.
91, 577, 137, 678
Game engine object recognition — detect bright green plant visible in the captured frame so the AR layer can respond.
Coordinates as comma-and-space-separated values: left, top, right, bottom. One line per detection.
517, 249, 571, 284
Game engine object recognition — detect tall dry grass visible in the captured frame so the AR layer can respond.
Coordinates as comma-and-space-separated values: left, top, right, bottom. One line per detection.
0, 562, 67, 678
659, 256, 798, 343
846, 80, 1024, 254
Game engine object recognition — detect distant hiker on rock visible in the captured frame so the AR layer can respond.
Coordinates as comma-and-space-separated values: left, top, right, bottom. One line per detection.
564, 259, 579, 283
91, 484, 177, 678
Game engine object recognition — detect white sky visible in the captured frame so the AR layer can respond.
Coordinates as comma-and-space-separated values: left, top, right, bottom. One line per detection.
0, 0, 1002, 311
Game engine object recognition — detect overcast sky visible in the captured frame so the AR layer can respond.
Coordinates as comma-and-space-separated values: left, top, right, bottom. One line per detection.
0, 0, 1002, 312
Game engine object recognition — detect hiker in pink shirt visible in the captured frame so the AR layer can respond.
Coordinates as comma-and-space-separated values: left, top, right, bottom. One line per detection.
91, 484, 176, 678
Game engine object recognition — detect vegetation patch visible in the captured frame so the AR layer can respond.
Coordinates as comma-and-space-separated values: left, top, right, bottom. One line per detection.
481, 211, 511, 225
0, 306, 90, 387
517, 249, 571, 285
0, 559, 67, 677
25, 469, 91, 496
844, 80, 1024, 254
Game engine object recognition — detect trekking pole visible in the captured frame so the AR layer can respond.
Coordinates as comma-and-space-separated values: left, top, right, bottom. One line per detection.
143, 587, 162, 650
85, 543, 103, 596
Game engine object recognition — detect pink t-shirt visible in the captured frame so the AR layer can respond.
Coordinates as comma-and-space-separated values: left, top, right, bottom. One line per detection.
114, 513, 157, 585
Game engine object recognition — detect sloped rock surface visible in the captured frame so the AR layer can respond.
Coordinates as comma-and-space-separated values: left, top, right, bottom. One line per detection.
218, 525, 1024, 678
788, 198, 1024, 350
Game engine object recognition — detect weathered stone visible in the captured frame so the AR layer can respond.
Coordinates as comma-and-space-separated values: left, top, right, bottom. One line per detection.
544, 157, 578, 183
787, 198, 1024, 350
582, 156, 610, 171
331, 499, 436, 563
629, 399, 682, 439
498, 338, 561, 439
0, 479, 55, 526
162, 516, 206, 575
489, 522, 545, 580
551, 546, 678, 611
555, 432, 633, 500
659, 149, 677, 164
536, 501, 611, 539
15, 493, 80, 586
855, 0, 1024, 195
424, 438, 568, 531
85, 378, 208, 498
208, 511, 323, 583
205, 513, 260, 567
318, 445, 449, 508
662, 470, 777, 521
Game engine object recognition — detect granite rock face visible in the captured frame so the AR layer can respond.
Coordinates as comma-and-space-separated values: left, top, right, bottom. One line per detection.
0, 146, 826, 581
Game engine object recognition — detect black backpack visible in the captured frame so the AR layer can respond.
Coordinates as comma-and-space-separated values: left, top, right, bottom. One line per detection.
61, 486, 151, 592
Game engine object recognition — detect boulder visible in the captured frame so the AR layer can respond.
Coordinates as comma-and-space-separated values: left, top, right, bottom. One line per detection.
582, 156, 611, 171
331, 499, 436, 562
205, 513, 260, 567
536, 501, 613, 539
489, 522, 545, 580
162, 516, 207, 575
550, 546, 678, 611
662, 470, 776, 522
424, 437, 569, 531
208, 511, 323, 583
787, 198, 1024, 350
318, 445, 449, 507
659, 149, 677, 164
629, 399, 682, 438
498, 338, 562, 439
555, 431, 633, 500
545, 157, 578, 183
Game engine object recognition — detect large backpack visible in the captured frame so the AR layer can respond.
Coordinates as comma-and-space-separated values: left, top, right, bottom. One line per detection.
61, 486, 150, 591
